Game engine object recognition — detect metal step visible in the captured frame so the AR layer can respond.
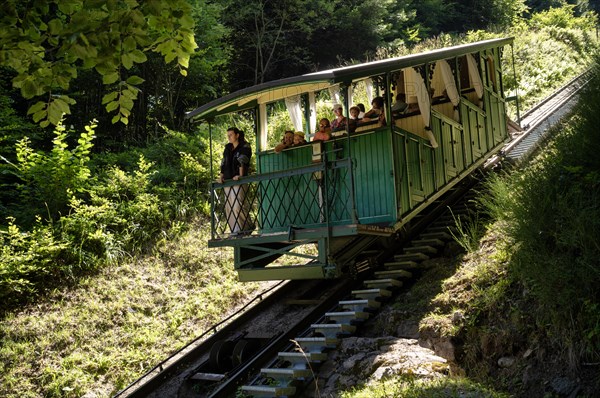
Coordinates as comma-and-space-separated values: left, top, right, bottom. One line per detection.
261, 367, 312, 380
310, 323, 356, 338
351, 288, 392, 301
241, 384, 296, 396
374, 270, 412, 279
404, 245, 437, 254
364, 278, 403, 289
394, 252, 429, 262
339, 299, 381, 312
294, 336, 338, 351
278, 351, 328, 364
325, 311, 369, 324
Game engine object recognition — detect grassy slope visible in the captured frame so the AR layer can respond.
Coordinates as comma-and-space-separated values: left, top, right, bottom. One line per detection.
0, 218, 268, 397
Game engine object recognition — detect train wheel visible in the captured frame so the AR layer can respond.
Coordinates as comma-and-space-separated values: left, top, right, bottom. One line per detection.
209, 339, 235, 373
231, 339, 260, 368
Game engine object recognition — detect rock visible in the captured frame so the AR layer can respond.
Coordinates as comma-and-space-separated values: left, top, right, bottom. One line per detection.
314, 337, 449, 398
497, 356, 516, 368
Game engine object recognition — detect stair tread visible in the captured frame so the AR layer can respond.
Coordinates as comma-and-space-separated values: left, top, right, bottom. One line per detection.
241, 385, 296, 395
405, 245, 437, 254
374, 270, 412, 278
261, 367, 312, 377
364, 278, 403, 287
278, 351, 328, 361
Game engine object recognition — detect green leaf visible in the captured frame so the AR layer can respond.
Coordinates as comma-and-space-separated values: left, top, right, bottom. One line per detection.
122, 53, 133, 70
57, 0, 81, 15
165, 52, 176, 64
111, 114, 120, 124
123, 36, 137, 52
48, 101, 67, 125
105, 100, 119, 112
32, 110, 47, 123
121, 97, 134, 110
48, 19, 63, 35
21, 79, 39, 99
95, 61, 117, 76
102, 92, 119, 104
53, 98, 71, 114
103, 72, 119, 84
177, 56, 190, 68
27, 101, 47, 115
126, 75, 144, 85
129, 49, 147, 63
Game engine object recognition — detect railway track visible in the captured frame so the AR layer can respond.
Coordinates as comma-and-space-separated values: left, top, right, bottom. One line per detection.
113, 70, 589, 398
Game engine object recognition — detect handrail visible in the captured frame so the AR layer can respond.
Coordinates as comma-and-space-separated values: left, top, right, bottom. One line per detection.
210, 158, 354, 240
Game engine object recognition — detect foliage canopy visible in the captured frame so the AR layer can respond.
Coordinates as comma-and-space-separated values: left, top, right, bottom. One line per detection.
0, 0, 198, 127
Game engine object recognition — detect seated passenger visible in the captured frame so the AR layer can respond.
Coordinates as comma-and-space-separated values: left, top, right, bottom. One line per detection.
330, 103, 347, 132
313, 118, 331, 141
293, 131, 307, 145
356, 103, 366, 119
274, 130, 294, 153
348, 106, 362, 133
360, 96, 386, 126
391, 93, 409, 117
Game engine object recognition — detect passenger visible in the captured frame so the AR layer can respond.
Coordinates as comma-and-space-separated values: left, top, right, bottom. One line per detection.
356, 103, 366, 119
349, 106, 361, 120
218, 127, 253, 236
391, 93, 409, 118
313, 118, 331, 141
293, 131, 307, 146
361, 96, 383, 121
330, 103, 347, 132
348, 106, 362, 133
274, 130, 294, 153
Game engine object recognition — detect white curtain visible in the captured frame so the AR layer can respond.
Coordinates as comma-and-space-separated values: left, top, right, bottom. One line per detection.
308, 91, 317, 137
406, 67, 437, 148
347, 84, 354, 107
259, 103, 268, 150
467, 54, 484, 104
285, 95, 303, 132
365, 78, 373, 105
438, 60, 460, 121
328, 85, 341, 106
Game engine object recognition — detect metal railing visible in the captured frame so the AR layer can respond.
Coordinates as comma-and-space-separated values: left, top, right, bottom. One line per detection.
210, 158, 353, 240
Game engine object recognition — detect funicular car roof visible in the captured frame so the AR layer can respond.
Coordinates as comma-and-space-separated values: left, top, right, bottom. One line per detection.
185, 37, 513, 121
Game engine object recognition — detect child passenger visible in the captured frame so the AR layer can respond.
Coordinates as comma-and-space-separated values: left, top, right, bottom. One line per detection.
293, 131, 307, 145
348, 106, 362, 133
313, 118, 331, 141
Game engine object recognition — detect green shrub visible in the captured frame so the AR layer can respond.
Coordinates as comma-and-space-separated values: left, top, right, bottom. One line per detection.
3, 120, 95, 225
0, 218, 76, 307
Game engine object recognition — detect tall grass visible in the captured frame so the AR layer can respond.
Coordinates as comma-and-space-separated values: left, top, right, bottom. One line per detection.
477, 53, 600, 361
